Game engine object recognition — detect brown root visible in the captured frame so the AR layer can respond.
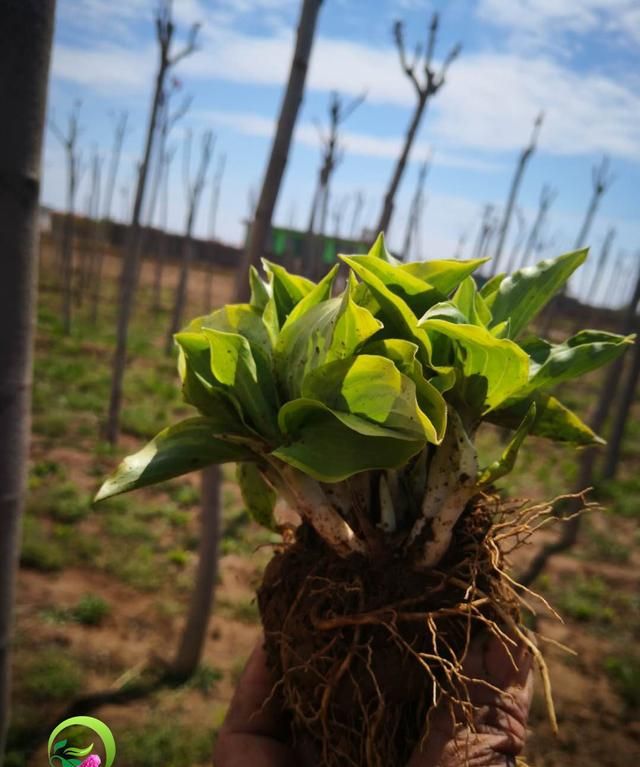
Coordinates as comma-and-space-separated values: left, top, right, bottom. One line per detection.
257, 493, 577, 766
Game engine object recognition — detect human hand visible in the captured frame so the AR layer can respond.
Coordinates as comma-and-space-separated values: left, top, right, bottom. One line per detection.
214, 632, 533, 767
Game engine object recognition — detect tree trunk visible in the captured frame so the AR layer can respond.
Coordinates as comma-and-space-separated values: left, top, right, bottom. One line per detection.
493, 150, 535, 274
236, 0, 323, 301
166, 231, 194, 355
602, 332, 640, 481
376, 95, 426, 238
105, 62, 166, 444
170, 465, 222, 681
0, 2, 55, 762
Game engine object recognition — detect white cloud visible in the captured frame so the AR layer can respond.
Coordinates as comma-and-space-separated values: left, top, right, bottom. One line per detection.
200, 108, 503, 171
477, 0, 640, 49
431, 52, 640, 159
52, 43, 154, 91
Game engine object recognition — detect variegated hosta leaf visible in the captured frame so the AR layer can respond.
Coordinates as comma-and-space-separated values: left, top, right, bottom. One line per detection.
275, 282, 382, 399
418, 318, 530, 411
489, 248, 587, 338
341, 254, 434, 367
301, 354, 439, 442
515, 330, 634, 397
95, 418, 255, 501
274, 399, 425, 482
361, 338, 448, 443
398, 258, 488, 297
452, 276, 492, 327
249, 265, 271, 311
261, 259, 315, 325
486, 392, 604, 446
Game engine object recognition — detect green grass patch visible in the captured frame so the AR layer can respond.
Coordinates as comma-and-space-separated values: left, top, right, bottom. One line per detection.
116, 720, 215, 767
556, 576, 615, 624
20, 516, 65, 571
186, 664, 224, 695
605, 653, 640, 709
21, 648, 83, 701
218, 597, 260, 624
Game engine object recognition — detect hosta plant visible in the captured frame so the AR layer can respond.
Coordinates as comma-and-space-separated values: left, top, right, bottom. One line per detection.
96, 235, 632, 766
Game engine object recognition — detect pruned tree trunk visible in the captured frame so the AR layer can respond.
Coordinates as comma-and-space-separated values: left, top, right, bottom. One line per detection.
105, 2, 199, 444
602, 322, 640, 481
170, 465, 222, 681
165, 130, 213, 355
236, 0, 324, 301
521, 184, 556, 267
376, 14, 460, 237
0, 2, 55, 762
203, 152, 226, 314
493, 113, 543, 274
402, 158, 429, 261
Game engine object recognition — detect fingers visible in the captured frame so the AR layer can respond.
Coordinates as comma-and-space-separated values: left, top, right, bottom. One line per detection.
214, 640, 295, 767
408, 632, 534, 767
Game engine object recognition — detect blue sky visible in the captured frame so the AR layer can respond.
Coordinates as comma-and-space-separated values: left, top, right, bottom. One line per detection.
45, 0, 640, 305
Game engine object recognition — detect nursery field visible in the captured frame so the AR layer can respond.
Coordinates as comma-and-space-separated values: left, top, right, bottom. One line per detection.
7, 247, 640, 767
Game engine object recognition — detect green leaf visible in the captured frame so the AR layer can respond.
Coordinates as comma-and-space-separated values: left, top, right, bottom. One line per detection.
249, 266, 271, 311
399, 258, 488, 296
340, 253, 445, 316
281, 264, 338, 329
366, 231, 402, 264
175, 332, 255, 433
302, 354, 438, 442
489, 249, 588, 337
64, 745, 94, 758
197, 303, 273, 360
452, 277, 492, 326
94, 418, 255, 501
275, 285, 382, 399
478, 403, 536, 485
341, 254, 434, 366
479, 273, 505, 305
236, 462, 278, 531
53, 740, 68, 754
362, 338, 447, 443
486, 393, 604, 446
516, 330, 634, 396
419, 318, 530, 411
274, 399, 424, 481
262, 260, 315, 325
204, 328, 280, 440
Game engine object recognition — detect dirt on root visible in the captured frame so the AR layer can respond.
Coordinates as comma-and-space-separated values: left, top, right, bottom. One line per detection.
258, 502, 521, 767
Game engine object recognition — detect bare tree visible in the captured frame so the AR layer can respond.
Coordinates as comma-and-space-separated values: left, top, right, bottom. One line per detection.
349, 190, 365, 240
521, 184, 556, 266
493, 112, 543, 273
0, 2, 55, 761
376, 14, 460, 237
472, 204, 495, 262
575, 157, 614, 250
402, 157, 429, 261
583, 226, 615, 306
83, 149, 103, 320
165, 129, 213, 354
203, 151, 227, 313
103, 111, 128, 223
105, 0, 199, 444
152, 145, 176, 312
502, 207, 527, 274
236, 0, 324, 299
49, 100, 83, 334
91, 115, 128, 325
306, 91, 364, 277
170, 466, 222, 680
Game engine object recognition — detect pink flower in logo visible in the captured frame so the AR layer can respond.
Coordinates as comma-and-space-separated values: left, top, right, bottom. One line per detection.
78, 756, 101, 767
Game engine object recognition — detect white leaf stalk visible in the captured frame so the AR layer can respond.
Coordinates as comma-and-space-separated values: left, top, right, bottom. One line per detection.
407, 412, 479, 569
276, 463, 366, 557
